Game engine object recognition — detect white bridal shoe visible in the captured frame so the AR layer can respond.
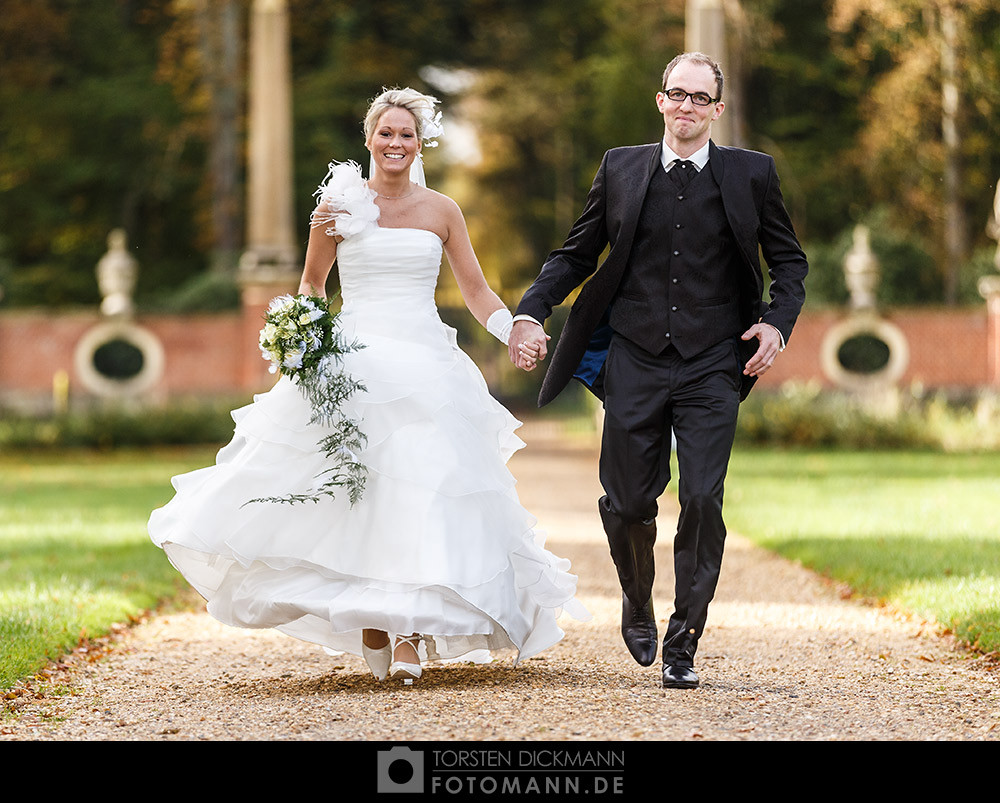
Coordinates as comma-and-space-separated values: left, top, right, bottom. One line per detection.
362, 641, 392, 681
389, 635, 423, 684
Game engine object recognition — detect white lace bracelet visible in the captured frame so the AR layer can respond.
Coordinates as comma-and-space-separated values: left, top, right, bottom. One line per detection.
486, 308, 514, 345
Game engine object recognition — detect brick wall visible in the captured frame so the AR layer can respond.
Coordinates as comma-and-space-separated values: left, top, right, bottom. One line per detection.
0, 309, 273, 409
0, 305, 994, 409
756, 307, 991, 391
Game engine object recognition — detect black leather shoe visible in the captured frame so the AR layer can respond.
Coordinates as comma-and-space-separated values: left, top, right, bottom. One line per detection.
662, 664, 700, 689
621, 594, 657, 666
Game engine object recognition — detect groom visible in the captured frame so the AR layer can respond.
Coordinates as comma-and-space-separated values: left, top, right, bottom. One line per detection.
510, 52, 808, 688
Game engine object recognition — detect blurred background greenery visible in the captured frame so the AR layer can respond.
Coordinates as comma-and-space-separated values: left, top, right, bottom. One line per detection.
2, 0, 999, 315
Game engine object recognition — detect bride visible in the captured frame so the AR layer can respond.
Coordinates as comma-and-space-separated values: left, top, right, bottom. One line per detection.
148, 87, 588, 684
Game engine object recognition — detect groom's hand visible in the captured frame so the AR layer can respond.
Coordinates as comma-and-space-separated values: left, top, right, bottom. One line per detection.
509, 320, 550, 372
741, 322, 782, 377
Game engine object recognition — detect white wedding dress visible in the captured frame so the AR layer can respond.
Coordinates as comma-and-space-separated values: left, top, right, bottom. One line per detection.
148, 166, 588, 667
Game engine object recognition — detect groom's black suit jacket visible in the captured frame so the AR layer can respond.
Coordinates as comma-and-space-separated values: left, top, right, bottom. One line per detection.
515, 140, 808, 406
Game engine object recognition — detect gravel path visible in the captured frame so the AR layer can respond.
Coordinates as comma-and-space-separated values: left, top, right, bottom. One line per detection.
3, 425, 998, 741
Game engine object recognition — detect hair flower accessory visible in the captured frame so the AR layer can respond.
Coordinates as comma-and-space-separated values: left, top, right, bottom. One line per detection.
419, 108, 444, 147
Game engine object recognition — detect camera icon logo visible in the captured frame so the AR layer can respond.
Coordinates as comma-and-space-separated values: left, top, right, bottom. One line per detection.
377, 746, 425, 793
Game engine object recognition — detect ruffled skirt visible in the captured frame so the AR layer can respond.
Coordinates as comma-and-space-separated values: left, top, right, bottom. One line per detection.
148, 302, 588, 664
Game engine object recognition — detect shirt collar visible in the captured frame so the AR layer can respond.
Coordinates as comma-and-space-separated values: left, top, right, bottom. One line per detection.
661, 139, 710, 171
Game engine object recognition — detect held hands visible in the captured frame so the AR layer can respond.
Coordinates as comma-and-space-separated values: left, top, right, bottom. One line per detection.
741, 322, 782, 377
505, 318, 782, 374
509, 320, 550, 372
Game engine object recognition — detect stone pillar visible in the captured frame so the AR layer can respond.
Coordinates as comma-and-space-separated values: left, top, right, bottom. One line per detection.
239, 0, 299, 391
979, 276, 1000, 388
981, 182, 1000, 387
685, 0, 732, 146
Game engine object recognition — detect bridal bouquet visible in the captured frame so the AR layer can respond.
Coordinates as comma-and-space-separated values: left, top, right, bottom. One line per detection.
250, 293, 367, 506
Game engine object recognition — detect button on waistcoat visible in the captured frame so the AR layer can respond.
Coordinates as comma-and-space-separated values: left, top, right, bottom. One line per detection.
609, 162, 744, 359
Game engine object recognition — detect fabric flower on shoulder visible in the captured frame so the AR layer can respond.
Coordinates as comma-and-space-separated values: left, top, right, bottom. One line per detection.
310, 160, 380, 238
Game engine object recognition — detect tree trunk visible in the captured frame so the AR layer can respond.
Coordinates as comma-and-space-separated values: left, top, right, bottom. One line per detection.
195, 0, 243, 275
940, 1, 966, 304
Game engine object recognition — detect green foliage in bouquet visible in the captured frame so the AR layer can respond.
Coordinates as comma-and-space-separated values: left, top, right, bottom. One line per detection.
248, 293, 368, 506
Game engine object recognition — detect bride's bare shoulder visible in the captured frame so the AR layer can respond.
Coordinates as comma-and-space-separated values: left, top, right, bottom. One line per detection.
419, 187, 465, 220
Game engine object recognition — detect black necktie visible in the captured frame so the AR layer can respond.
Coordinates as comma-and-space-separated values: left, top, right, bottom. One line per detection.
668, 160, 694, 191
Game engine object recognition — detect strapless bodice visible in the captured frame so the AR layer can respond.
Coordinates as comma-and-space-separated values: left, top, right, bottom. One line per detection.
337, 226, 443, 316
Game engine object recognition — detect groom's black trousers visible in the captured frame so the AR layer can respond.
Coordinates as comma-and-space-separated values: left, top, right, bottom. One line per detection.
598, 334, 741, 667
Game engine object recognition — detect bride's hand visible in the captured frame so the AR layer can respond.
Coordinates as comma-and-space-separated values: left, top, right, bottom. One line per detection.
509, 321, 549, 372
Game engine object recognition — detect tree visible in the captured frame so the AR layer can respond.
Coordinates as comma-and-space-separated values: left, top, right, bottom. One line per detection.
443, 0, 687, 295
738, 0, 863, 244
829, 0, 1000, 304
0, 0, 203, 306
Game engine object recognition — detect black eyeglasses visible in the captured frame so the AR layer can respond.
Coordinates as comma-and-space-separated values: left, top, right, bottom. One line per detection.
663, 88, 718, 107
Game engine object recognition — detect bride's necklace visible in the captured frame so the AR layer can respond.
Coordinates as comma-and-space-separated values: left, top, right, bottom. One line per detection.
373, 185, 414, 200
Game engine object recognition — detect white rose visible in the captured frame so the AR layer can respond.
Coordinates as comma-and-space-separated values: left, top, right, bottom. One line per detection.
268, 294, 295, 315
282, 345, 305, 370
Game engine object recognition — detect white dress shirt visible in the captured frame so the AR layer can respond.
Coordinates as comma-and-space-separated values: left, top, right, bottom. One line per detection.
661, 139, 710, 173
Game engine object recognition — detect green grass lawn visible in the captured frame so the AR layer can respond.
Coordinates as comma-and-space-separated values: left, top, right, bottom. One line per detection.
0, 448, 216, 688
723, 448, 1000, 654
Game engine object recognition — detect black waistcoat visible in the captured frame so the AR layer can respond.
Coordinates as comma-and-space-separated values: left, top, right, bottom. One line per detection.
608, 162, 744, 359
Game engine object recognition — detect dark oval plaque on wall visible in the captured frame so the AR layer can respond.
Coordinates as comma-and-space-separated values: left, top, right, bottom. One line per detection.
836, 333, 892, 375
92, 337, 146, 381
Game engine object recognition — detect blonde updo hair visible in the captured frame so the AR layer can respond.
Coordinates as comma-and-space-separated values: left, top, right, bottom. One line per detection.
363, 87, 440, 145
